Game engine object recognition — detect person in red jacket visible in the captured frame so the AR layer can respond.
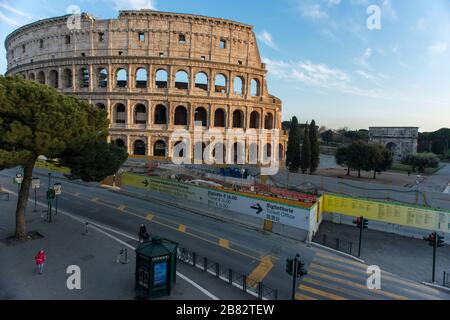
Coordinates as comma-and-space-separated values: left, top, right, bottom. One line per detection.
34, 249, 46, 275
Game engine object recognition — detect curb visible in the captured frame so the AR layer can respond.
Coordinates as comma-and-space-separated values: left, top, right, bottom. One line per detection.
422, 282, 450, 293
306, 241, 366, 264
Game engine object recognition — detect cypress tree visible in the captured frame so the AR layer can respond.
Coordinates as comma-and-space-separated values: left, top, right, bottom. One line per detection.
286, 117, 301, 172
309, 120, 320, 174
300, 123, 311, 174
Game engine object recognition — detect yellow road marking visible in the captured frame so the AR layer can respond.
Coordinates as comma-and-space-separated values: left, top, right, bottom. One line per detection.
295, 293, 318, 301
91, 197, 98, 202
117, 205, 127, 211
315, 252, 368, 268
298, 284, 347, 300
303, 277, 371, 300
146, 213, 155, 221
247, 256, 273, 288
310, 262, 362, 280
178, 224, 186, 233
219, 238, 230, 249
307, 270, 409, 300
313, 258, 443, 298
74, 192, 80, 197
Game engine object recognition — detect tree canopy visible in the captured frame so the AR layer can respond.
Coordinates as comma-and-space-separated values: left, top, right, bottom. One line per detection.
0, 76, 128, 240
286, 116, 301, 172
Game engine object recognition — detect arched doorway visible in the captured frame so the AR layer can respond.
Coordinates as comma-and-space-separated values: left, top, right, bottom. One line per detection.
133, 140, 146, 156
153, 140, 167, 157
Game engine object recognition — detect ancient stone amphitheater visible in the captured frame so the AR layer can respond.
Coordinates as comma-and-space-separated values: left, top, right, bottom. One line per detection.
5, 10, 287, 166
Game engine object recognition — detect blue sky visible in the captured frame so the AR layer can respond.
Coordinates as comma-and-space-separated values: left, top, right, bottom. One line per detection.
1, 0, 449, 132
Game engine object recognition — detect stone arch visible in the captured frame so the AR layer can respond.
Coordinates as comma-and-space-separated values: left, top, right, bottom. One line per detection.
173, 140, 187, 158
264, 113, 274, 129
232, 109, 244, 128
214, 108, 226, 127
175, 70, 189, 89
116, 68, 127, 88
386, 142, 398, 153
214, 74, 227, 93
249, 143, 259, 164
37, 71, 45, 84
62, 68, 72, 88
135, 68, 148, 88
28, 73, 35, 81
174, 105, 188, 125
249, 111, 260, 129
49, 70, 58, 88
212, 142, 226, 164
194, 107, 207, 127
133, 140, 146, 156
97, 68, 108, 88
134, 104, 147, 124
114, 103, 126, 124
115, 138, 126, 148
79, 67, 89, 88
232, 142, 245, 164
96, 103, 106, 110
250, 79, 261, 96
264, 143, 272, 158
233, 76, 244, 95
278, 143, 284, 161
155, 69, 168, 88
154, 104, 167, 125
195, 72, 208, 91
153, 140, 167, 157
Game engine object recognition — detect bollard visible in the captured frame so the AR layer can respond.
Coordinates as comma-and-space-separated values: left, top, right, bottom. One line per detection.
243, 275, 247, 292
336, 238, 340, 251
204, 257, 208, 272
192, 252, 197, 268
257, 282, 263, 300
215, 263, 220, 278
228, 269, 233, 285
82, 222, 89, 236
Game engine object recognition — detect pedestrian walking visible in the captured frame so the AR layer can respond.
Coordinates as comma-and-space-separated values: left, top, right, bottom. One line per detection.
138, 224, 149, 243
34, 249, 46, 275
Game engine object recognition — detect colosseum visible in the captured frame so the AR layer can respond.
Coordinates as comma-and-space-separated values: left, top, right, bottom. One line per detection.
5, 10, 287, 167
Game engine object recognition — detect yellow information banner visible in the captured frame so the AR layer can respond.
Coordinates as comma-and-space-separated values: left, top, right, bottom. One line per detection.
323, 194, 450, 233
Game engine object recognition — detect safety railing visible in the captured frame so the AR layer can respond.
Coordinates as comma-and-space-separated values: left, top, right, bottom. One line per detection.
177, 247, 277, 300
315, 234, 355, 256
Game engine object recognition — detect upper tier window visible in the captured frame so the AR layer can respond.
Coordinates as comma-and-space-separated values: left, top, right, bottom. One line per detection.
179, 34, 186, 44
139, 33, 145, 42
65, 35, 71, 45
98, 32, 104, 42
220, 39, 226, 49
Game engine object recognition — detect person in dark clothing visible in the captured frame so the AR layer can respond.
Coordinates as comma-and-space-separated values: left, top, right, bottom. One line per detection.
138, 224, 149, 243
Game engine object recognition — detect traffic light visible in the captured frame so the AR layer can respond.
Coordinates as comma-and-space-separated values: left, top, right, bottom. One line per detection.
285, 258, 293, 276
296, 259, 308, 278
437, 234, 445, 248
362, 218, 368, 229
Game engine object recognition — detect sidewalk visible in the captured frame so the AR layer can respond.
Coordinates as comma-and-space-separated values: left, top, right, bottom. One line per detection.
0, 188, 252, 300
313, 221, 450, 285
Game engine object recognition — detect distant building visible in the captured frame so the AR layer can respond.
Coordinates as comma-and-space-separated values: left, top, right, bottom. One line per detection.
369, 127, 419, 160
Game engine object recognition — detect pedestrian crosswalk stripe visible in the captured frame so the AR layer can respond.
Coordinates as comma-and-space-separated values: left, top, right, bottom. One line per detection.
315, 252, 368, 268
307, 270, 409, 300
298, 284, 348, 300
295, 293, 318, 300
313, 257, 443, 297
302, 277, 372, 300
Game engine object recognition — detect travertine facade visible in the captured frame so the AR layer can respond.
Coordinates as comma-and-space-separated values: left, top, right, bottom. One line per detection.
5, 10, 287, 165
369, 127, 419, 160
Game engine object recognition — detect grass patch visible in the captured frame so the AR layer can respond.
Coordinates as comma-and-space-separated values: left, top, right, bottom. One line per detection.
389, 163, 443, 175
35, 159, 71, 175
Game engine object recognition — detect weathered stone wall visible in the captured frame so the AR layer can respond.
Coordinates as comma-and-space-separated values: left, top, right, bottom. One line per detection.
5, 10, 287, 163
369, 127, 418, 160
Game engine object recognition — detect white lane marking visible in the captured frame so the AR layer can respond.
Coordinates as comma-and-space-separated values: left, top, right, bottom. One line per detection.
3, 187, 221, 301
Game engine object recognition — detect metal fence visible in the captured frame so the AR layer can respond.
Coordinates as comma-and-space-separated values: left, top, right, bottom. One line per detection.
443, 270, 450, 288
315, 234, 355, 256
177, 247, 277, 300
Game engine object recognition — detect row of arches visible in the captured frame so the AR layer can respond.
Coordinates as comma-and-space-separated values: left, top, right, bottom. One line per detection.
109, 103, 274, 129
27, 68, 262, 95
115, 138, 284, 162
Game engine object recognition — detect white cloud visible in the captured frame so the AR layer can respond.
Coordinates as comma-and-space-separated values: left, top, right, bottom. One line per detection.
0, 11, 20, 26
299, 3, 328, 19
382, 0, 398, 22
263, 57, 380, 98
428, 42, 448, 57
327, 0, 341, 6
257, 30, 277, 50
0, 3, 33, 19
113, 0, 157, 10
354, 47, 372, 68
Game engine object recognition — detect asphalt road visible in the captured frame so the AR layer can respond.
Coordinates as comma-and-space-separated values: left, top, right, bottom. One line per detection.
1, 168, 449, 300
